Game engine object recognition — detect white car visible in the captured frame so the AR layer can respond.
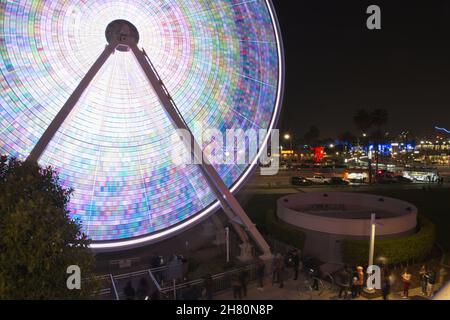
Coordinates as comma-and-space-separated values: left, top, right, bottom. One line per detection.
307, 175, 331, 184
403, 171, 439, 183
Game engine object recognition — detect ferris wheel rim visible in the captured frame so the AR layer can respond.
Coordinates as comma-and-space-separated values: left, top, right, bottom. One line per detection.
0, 0, 285, 251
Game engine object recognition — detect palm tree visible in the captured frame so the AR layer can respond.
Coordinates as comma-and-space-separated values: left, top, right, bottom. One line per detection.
338, 131, 357, 154
371, 109, 388, 129
304, 125, 320, 147
353, 109, 374, 183
370, 109, 389, 173
353, 109, 373, 136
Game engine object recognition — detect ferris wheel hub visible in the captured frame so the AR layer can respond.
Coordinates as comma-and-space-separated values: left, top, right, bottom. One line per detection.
105, 19, 139, 51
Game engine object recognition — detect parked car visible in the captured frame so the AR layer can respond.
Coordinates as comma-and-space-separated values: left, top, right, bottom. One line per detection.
306, 175, 331, 185
329, 177, 350, 185
291, 176, 312, 186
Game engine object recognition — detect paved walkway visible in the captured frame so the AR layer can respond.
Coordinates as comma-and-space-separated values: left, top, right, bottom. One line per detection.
214, 273, 438, 301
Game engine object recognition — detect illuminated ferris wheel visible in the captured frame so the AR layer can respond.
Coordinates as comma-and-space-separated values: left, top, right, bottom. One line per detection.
0, 0, 284, 252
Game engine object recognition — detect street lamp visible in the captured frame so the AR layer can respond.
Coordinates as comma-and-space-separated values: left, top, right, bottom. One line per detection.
284, 133, 293, 165
368, 213, 376, 269
366, 213, 382, 293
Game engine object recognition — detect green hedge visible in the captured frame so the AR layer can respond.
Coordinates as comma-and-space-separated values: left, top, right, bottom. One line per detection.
342, 215, 436, 266
186, 255, 234, 280
265, 209, 306, 250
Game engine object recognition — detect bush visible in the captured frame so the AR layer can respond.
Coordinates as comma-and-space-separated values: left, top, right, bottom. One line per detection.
243, 194, 305, 250
0, 156, 97, 299
186, 255, 234, 280
265, 209, 306, 250
243, 194, 282, 234
342, 215, 436, 266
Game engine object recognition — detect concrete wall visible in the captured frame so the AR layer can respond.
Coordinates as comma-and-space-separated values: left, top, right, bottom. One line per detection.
277, 192, 418, 262
277, 192, 417, 237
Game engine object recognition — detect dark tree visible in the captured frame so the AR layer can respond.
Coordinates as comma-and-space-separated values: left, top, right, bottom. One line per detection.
338, 131, 357, 145
0, 156, 97, 299
370, 109, 389, 130
338, 131, 357, 153
370, 109, 389, 173
303, 125, 320, 146
353, 109, 373, 134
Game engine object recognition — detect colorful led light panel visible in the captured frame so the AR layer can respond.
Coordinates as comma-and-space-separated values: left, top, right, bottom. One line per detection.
0, 0, 283, 244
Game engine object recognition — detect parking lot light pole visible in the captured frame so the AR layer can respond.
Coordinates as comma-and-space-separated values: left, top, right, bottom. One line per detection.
369, 213, 376, 268
284, 133, 293, 165
365, 213, 377, 293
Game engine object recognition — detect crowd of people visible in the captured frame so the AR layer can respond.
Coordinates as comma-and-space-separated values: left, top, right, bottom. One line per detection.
121, 253, 188, 300
418, 265, 437, 297
335, 264, 440, 300
270, 250, 302, 289
121, 250, 444, 300
390, 266, 437, 299
336, 266, 365, 299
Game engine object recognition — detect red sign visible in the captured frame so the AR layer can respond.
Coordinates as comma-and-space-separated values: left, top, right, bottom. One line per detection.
313, 147, 325, 163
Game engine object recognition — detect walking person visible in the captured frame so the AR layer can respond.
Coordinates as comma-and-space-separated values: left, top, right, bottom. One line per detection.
231, 274, 242, 300
203, 274, 214, 300
351, 273, 359, 299
381, 273, 391, 300
136, 277, 150, 300
356, 266, 365, 297
401, 269, 412, 299
271, 253, 281, 285
337, 267, 351, 299
123, 281, 136, 300
239, 270, 249, 298
419, 265, 428, 296
292, 250, 301, 280
276, 255, 286, 289
309, 266, 320, 291
256, 258, 266, 290
426, 269, 436, 298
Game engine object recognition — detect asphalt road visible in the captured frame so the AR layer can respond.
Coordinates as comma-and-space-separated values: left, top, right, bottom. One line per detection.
243, 168, 449, 194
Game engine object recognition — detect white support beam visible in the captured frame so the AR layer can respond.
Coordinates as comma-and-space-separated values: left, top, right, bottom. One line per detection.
27, 43, 117, 162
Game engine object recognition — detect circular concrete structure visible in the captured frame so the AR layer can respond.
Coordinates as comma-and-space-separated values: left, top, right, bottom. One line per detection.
277, 192, 418, 262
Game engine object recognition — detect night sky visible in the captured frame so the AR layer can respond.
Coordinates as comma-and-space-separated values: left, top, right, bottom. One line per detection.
272, 0, 450, 139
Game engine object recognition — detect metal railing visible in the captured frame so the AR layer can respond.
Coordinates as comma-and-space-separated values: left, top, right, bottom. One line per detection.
158, 262, 258, 300
92, 238, 303, 300
92, 262, 258, 300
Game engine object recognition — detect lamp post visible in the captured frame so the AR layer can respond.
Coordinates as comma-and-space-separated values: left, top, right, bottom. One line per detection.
368, 213, 376, 268
365, 213, 377, 293
284, 133, 293, 165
